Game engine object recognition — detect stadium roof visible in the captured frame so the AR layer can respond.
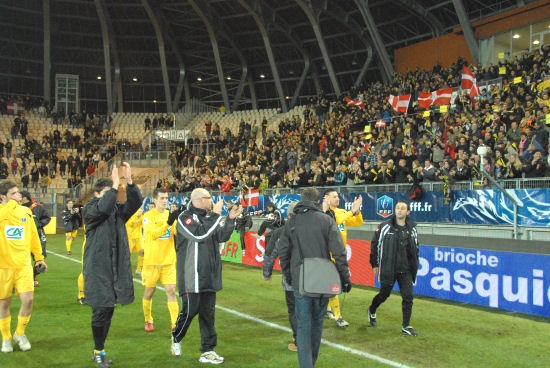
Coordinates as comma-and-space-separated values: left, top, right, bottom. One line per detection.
0, 0, 539, 112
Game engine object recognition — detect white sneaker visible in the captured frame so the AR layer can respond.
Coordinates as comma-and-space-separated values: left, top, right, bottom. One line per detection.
1, 339, 13, 353
199, 350, 224, 364
325, 309, 336, 320
171, 337, 181, 357
13, 334, 31, 351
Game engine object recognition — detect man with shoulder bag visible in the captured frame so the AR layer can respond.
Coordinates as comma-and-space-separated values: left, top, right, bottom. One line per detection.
278, 188, 351, 368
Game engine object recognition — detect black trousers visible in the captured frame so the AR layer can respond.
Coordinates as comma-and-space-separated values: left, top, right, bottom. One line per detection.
91, 306, 115, 351
237, 229, 246, 252
370, 272, 414, 327
285, 290, 297, 341
172, 292, 217, 353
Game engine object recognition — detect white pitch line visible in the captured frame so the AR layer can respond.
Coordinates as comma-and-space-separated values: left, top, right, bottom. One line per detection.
49, 250, 414, 368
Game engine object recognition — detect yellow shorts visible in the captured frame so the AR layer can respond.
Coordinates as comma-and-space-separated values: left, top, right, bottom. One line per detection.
0, 267, 34, 299
66, 230, 78, 238
129, 238, 143, 253
141, 264, 176, 288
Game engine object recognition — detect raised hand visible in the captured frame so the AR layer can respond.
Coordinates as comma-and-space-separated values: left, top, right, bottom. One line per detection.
111, 164, 120, 189
121, 161, 132, 184
228, 203, 243, 220
212, 199, 223, 215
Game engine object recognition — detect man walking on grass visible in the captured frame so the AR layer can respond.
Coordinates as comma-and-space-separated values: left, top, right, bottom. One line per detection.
368, 200, 420, 336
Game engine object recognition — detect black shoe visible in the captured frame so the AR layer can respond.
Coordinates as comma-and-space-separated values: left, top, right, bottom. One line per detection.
402, 326, 418, 336
67, 251, 72, 255
368, 307, 377, 327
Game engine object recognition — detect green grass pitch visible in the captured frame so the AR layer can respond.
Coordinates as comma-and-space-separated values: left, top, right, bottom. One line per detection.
0, 234, 548, 367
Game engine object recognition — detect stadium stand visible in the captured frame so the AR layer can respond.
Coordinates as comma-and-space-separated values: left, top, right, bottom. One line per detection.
151, 47, 550, 194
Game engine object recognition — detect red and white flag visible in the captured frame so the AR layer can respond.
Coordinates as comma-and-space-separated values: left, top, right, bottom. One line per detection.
387, 94, 410, 113
461, 65, 480, 98
240, 189, 260, 207
417, 91, 434, 109
417, 88, 453, 108
375, 120, 386, 128
7, 102, 24, 115
345, 97, 365, 109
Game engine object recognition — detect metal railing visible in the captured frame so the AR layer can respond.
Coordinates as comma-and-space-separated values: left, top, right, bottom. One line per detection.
166, 177, 550, 198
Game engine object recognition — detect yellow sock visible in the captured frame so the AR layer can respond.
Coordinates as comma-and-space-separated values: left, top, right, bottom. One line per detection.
143, 299, 153, 322
77, 273, 85, 299
15, 315, 31, 336
167, 301, 179, 328
0, 316, 11, 341
136, 256, 144, 272
94, 349, 104, 355
66, 239, 73, 252
328, 295, 342, 319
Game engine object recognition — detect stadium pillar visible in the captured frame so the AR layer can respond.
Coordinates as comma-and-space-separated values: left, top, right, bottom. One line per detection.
232, 63, 247, 112
247, 74, 258, 110
355, 0, 394, 82
291, 55, 310, 109
94, 0, 114, 115
43, 0, 51, 103
354, 46, 373, 88
142, 0, 173, 113
296, 0, 341, 96
452, 0, 480, 63
238, 0, 287, 112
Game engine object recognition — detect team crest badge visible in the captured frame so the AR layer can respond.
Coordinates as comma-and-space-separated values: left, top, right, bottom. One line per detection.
185, 218, 193, 225
21, 218, 26, 222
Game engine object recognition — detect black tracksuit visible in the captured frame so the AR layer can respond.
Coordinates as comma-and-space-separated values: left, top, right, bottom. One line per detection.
172, 206, 236, 352
369, 216, 419, 327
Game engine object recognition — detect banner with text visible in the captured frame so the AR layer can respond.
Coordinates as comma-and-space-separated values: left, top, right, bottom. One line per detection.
230, 235, 550, 318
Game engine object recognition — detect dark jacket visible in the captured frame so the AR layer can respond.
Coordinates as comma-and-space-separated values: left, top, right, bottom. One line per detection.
175, 206, 236, 294
263, 226, 292, 291
235, 210, 253, 231
278, 200, 350, 291
24, 200, 51, 247
82, 184, 142, 308
263, 207, 285, 228
369, 216, 419, 283
61, 207, 81, 233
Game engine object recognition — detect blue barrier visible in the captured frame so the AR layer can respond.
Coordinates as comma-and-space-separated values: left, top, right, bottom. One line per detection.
394, 246, 550, 318
158, 188, 550, 226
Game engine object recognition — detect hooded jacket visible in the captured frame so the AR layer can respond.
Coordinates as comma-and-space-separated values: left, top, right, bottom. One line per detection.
62, 207, 81, 233
369, 216, 419, 283
82, 184, 142, 308
175, 205, 236, 294
278, 200, 350, 291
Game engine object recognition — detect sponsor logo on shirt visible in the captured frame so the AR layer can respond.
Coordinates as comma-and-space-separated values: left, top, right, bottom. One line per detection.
21, 217, 26, 222
5, 226, 24, 240
159, 228, 172, 239
337, 223, 345, 232
143, 217, 149, 225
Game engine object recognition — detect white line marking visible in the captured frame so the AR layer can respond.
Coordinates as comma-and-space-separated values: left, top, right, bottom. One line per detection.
49, 250, 414, 368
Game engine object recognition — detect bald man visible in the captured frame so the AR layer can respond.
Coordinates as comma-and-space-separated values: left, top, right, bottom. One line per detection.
171, 188, 242, 364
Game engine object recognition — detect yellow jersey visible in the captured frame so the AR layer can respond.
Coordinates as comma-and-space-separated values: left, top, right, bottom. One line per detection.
330, 207, 363, 245
142, 209, 176, 266
0, 199, 43, 268
126, 210, 143, 240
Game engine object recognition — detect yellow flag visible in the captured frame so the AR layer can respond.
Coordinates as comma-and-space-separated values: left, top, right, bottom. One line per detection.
499, 67, 506, 75
513, 77, 522, 84
440, 105, 448, 113
546, 114, 550, 126
498, 52, 504, 59
423, 110, 431, 118
364, 125, 371, 133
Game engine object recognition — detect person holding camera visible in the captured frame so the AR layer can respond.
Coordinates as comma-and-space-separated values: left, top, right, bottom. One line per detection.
20, 191, 51, 287
61, 199, 81, 255
228, 200, 253, 256
0, 180, 47, 353
278, 187, 351, 368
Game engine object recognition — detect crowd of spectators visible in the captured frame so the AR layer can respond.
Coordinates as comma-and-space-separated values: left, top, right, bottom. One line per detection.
157, 45, 550, 194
